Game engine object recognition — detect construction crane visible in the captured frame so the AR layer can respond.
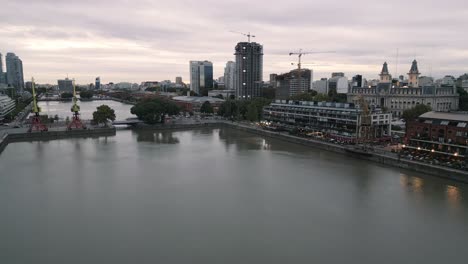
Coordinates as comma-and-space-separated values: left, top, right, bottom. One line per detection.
28, 77, 48, 132
229, 31, 255, 42
67, 79, 86, 130
288, 49, 335, 95
354, 94, 374, 145
288, 49, 336, 70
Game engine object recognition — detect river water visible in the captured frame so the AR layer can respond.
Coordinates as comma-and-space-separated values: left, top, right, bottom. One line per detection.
34, 100, 135, 121
2, 104, 468, 263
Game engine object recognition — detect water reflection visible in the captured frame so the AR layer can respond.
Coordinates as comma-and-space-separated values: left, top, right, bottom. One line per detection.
446, 185, 461, 209
400, 174, 425, 194
133, 130, 180, 144
218, 128, 263, 151
399, 173, 466, 212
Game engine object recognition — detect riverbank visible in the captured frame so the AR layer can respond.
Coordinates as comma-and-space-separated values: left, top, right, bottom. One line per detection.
1, 120, 467, 183
126, 120, 468, 182
219, 121, 468, 183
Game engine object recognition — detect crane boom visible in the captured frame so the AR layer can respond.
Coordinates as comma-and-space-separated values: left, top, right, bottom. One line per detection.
289, 49, 336, 70
229, 30, 255, 42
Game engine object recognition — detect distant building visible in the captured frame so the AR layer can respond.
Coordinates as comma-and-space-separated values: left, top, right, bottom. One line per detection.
208, 89, 235, 99
347, 61, 459, 117
263, 100, 392, 142
328, 75, 349, 94
172, 96, 224, 113
419, 76, 434, 87
269, 74, 278, 89
0, 53, 5, 85
234, 42, 263, 99
275, 69, 312, 99
352, 75, 363, 88
140, 81, 159, 89
331, 72, 345, 78
224, 61, 236, 90
175, 76, 183, 85
190, 61, 213, 95
313, 78, 328, 94
115, 82, 133, 90
95, 77, 101, 90
438, 75, 456, 87
57, 78, 74, 93
25, 81, 33, 90
0, 94, 16, 122
5, 52, 24, 92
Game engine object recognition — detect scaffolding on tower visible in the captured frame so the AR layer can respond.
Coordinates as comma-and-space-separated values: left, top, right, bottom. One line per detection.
28, 77, 48, 132
67, 79, 86, 130
354, 94, 375, 145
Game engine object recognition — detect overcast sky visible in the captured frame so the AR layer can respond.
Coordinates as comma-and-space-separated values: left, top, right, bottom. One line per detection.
1, 0, 467, 84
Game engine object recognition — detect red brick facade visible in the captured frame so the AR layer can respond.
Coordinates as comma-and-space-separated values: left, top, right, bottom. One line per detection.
407, 120, 468, 145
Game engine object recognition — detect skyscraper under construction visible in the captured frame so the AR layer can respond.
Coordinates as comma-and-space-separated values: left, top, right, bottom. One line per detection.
234, 42, 263, 99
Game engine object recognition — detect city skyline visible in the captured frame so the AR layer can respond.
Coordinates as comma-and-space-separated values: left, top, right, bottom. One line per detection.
0, 0, 467, 84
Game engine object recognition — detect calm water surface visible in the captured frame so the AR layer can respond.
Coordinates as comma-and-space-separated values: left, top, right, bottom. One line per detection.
1, 128, 467, 263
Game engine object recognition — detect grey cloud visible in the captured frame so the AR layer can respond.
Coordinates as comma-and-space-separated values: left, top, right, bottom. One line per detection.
0, 0, 467, 83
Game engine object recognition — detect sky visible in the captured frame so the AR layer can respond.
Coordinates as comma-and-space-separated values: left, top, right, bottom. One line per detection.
0, 0, 467, 84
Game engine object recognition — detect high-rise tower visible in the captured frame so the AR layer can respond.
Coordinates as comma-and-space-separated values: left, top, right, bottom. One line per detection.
0, 53, 5, 85
408, 60, 420, 88
5, 52, 24, 91
189, 61, 213, 96
224, 61, 236, 90
234, 42, 263, 99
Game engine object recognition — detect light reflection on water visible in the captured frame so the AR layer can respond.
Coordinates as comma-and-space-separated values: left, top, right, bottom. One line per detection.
447, 185, 461, 209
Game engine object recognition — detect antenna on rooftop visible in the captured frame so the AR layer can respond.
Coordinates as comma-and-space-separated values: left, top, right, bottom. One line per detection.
395, 48, 399, 79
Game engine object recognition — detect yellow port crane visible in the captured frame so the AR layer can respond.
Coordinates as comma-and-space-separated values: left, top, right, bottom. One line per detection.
29, 77, 48, 132
67, 79, 86, 130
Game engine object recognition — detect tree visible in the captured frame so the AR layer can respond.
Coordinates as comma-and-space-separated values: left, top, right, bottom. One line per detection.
289, 91, 318, 101
200, 101, 214, 114
217, 98, 270, 121
60, 92, 73, 99
313, 93, 330, 102
80, 90, 94, 99
262, 87, 276, 99
402, 104, 432, 122
457, 86, 468, 111
93, 105, 116, 126
246, 103, 258, 121
145, 87, 159, 92
131, 98, 180, 124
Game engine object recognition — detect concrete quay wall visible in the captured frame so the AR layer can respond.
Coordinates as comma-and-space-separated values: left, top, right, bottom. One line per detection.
0, 127, 116, 155
221, 122, 468, 183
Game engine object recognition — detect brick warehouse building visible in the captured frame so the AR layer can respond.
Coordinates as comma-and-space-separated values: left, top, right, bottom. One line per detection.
406, 112, 468, 157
